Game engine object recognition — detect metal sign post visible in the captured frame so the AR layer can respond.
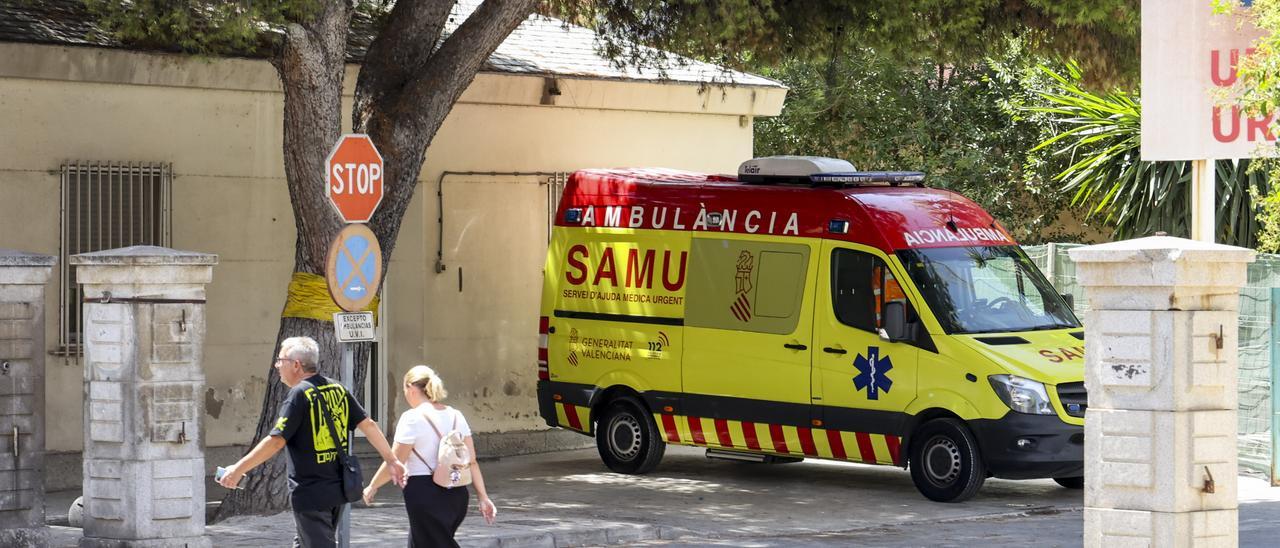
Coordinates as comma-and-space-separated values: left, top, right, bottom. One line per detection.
337, 343, 355, 548
333, 315, 373, 548
1272, 287, 1280, 486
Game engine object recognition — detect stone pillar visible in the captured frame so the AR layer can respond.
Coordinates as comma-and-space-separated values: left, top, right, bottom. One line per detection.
1070, 237, 1255, 547
72, 246, 216, 548
0, 250, 55, 547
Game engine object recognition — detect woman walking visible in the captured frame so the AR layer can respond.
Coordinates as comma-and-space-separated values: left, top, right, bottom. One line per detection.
364, 365, 497, 547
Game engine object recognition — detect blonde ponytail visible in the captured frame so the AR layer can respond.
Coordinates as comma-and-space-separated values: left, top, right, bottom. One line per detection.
404, 365, 448, 402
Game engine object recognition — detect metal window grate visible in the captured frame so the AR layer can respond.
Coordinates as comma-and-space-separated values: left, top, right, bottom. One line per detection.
58, 161, 172, 355
546, 172, 568, 243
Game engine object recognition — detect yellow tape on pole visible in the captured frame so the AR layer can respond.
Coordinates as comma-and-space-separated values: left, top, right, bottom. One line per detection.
282, 272, 380, 323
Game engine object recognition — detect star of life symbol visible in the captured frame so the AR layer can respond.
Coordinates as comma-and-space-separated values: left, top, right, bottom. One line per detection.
852, 346, 893, 400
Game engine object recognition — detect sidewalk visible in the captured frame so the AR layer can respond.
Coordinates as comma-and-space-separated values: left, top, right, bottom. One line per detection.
42, 446, 1280, 547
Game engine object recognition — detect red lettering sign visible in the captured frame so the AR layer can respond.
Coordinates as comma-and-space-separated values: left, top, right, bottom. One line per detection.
1040, 346, 1086, 363
566, 245, 588, 285
563, 245, 688, 291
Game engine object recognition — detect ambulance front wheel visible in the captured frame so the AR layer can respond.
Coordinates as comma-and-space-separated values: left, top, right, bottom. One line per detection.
596, 398, 666, 474
908, 418, 986, 503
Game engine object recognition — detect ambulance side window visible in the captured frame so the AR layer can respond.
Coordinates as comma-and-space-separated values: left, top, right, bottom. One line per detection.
684, 239, 810, 335
831, 248, 902, 333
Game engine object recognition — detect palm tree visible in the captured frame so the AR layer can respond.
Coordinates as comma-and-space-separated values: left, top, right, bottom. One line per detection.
1027, 63, 1268, 246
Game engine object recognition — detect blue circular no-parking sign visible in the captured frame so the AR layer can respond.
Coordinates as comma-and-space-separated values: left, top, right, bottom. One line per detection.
326, 224, 382, 312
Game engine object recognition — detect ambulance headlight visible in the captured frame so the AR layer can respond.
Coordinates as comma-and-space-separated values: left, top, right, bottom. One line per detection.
988, 375, 1055, 415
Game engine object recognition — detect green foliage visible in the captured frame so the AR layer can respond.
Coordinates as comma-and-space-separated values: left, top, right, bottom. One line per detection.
752, 43, 1094, 243
549, 0, 1141, 86
1026, 64, 1269, 246
1234, 0, 1280, 251
1254, 171, 1280, 253
81, 0, 324, 54
1237, 0, 1280, 117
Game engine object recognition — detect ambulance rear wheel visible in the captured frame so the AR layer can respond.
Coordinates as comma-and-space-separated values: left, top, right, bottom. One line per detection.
597, 398, 665, 474
909, 418, 985, 503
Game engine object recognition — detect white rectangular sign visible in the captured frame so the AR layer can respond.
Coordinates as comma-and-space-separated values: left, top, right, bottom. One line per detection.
333, 312, 376, 342
1142, 0, 1271, 160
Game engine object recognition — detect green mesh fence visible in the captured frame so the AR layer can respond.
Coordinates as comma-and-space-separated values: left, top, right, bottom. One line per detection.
1024, 243, 1280, 480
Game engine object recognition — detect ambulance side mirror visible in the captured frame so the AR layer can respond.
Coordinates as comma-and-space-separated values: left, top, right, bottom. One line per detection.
1060, 293, 1075, 309
879, 301, 909, 342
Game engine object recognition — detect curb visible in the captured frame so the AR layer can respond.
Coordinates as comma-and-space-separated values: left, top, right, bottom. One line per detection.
461, 522, 689, 547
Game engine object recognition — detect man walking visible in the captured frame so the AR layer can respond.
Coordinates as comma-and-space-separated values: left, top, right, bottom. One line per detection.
218, 336, 406, 546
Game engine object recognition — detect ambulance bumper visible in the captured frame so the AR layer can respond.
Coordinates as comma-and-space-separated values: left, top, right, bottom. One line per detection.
536, 380, 596, 431
537, 380, 557, 428
969, 413, 1084, 480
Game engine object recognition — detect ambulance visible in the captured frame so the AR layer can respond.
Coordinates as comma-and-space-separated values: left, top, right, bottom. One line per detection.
535, 157, 1085, 502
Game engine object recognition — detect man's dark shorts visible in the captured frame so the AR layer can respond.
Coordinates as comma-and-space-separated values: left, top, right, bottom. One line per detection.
293, 506, 341, 548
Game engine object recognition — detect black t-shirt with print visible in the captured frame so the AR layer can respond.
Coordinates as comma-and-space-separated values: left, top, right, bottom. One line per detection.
269, 374, 367, 512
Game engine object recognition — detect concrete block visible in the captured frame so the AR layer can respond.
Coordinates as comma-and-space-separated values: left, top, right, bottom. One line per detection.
82, 458, 204, 540
1085, 408, 1236, 513
0, 302, 33, 321
0, 286, 44, 303
86, 383, 205, 462
1085, 310, 1236, 412
0, 527, 50, 548
77, 247, 214, 548
80, 536, 211, 548
1084, 507, 1237, 548
0, 253, 50, 536
70, 246, 216, 283
1069, 236, 1255, 312
0, 317, 34, 339
0, 339, 34, 359
0, 250, 56, 285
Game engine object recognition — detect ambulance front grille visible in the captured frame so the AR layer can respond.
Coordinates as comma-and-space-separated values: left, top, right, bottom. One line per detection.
1056, 382, 1087, 418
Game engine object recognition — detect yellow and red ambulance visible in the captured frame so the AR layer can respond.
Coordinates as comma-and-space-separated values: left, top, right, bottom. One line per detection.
536, 157, 1086, 502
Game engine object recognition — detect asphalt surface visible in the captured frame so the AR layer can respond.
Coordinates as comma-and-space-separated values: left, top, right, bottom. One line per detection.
43, 445, 1280, 546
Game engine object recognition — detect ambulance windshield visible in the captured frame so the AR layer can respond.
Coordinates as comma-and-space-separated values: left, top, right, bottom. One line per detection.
896, 246, 1079, 334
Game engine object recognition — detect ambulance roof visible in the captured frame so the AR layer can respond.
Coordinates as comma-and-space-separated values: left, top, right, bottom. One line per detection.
557, 168, 1016, 253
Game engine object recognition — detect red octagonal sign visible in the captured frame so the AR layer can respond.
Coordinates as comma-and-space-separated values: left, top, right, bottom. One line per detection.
326, 134, 384, 223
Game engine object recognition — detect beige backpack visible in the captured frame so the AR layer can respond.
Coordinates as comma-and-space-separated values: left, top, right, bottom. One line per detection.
412, 407, 473, 489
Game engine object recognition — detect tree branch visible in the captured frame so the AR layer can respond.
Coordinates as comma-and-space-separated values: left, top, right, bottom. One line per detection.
274, 1, 351, 269
359, 0, 538, 261
396, 0, 540, 142
353, 0, 456, 131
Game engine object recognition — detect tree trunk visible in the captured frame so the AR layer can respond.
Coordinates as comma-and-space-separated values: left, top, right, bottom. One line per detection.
215, 0, 540, 521
214, 0, 354, 519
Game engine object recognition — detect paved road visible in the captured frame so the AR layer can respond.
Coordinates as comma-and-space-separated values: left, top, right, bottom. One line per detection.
46, 446, 1280, 546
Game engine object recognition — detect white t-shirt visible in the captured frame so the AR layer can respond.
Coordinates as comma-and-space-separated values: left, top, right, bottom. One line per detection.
394, 403, 472, 476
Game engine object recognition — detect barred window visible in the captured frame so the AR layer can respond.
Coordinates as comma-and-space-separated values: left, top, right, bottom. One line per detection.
58, 162, 172, 354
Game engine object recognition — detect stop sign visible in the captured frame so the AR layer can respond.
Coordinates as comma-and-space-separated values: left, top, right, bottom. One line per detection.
326, 134, 384, 223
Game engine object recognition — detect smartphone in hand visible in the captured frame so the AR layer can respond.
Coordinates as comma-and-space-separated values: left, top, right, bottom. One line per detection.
215, 466, 243, 489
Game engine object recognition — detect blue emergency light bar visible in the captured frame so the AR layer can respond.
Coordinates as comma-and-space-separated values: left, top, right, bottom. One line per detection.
810, 171, 927, 186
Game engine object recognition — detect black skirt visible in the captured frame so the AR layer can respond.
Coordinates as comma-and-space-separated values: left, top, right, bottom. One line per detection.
402, 475, 469, 548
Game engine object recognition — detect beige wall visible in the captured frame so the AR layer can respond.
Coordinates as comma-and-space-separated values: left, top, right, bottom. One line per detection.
0, 43, 782, 451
